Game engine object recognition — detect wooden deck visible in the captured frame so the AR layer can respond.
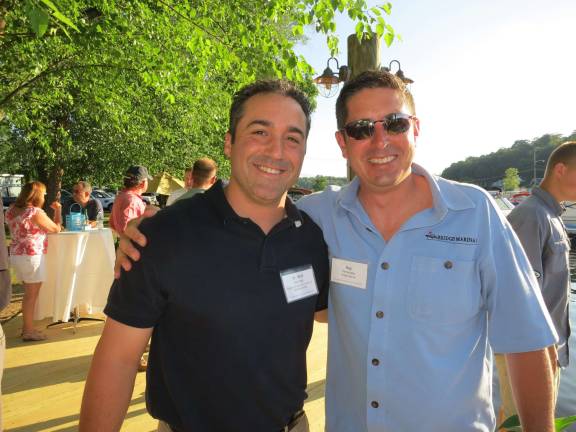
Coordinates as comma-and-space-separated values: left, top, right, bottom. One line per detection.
2, 315, 328, 431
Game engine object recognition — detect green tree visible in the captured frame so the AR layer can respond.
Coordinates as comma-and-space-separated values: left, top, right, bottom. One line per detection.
502, 167, 520, 191
312, 175, 328, 191
0, 0, 397, 205
441, 132, 576, 188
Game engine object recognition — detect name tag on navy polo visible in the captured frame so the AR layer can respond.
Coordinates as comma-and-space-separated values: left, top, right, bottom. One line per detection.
280, 265, 318, 303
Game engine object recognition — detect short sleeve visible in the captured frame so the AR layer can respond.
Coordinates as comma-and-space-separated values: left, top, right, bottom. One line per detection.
315, 240, 330, 312
507, 207, 545, 289
481, 206, 558, 353
104, 219, 167, 328
88, 199, 103, 221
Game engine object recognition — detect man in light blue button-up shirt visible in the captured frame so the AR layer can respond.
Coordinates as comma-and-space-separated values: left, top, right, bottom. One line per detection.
297, 70, 558, 432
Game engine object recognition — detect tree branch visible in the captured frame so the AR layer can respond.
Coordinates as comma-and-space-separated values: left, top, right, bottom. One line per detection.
155, 0, 230, 48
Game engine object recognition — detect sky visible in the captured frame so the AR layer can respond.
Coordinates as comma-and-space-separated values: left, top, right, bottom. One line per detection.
295, 0, 576, 177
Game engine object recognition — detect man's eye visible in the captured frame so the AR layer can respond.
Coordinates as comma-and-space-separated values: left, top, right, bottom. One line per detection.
287, 136, 301, 144
253, 130, 266, 136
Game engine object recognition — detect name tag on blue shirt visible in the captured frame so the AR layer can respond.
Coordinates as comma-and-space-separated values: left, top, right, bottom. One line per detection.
330, 257, 368, 289
280, 265, 318, 303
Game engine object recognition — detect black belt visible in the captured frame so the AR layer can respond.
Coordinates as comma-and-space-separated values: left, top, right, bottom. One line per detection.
169, 410, 305, 432
281, 409, 305, 432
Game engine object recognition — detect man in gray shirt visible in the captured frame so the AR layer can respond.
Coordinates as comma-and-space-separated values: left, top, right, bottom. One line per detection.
497, 141, 576, 420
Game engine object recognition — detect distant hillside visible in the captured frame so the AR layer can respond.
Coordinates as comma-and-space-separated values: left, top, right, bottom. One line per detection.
441, 132, 576, 188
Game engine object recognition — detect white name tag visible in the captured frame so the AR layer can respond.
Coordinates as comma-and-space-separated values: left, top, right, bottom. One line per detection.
330, 257, 368, 289
280, 265, 319, 303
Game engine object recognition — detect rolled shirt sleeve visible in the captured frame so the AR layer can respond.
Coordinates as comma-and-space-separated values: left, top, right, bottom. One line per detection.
481, 209, 558, 354
507, 206, 546, 290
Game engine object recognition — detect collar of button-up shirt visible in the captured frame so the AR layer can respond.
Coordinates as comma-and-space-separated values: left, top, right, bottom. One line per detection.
531, 186, 565, 217
335, 163, 476, 236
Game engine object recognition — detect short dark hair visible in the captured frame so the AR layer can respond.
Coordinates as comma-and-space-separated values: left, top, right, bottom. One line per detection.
545, 141, 576, 177
335, 70, 416, 130
228, 80, 312, 141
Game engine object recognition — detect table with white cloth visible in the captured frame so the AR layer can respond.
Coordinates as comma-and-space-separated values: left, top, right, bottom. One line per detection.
35, 228, 115, 323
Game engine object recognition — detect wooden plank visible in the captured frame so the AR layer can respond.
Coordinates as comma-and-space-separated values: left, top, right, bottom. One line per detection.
3, 316, 328, 431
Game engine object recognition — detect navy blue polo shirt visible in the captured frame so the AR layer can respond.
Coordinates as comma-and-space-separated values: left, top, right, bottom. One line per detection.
105, 181, 329, 432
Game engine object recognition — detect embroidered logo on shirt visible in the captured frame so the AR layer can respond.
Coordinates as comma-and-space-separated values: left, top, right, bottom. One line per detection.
425, 231, 479, 245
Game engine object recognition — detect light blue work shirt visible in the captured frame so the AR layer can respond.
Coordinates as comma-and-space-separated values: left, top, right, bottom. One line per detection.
297, 164, 557, 432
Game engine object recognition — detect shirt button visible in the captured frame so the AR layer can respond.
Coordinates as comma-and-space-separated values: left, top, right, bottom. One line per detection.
444, 260, 453, 269
381, 262, 390, 270
371, 401, 379, 408
372, 358, 380, 366
375, 311, 384, 319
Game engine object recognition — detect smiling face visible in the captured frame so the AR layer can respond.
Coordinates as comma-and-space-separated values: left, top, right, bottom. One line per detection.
224, 92, 307, 207
336, 87, 419, 193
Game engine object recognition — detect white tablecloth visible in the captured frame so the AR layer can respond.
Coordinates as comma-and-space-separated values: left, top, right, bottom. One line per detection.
35, 228, 115, 322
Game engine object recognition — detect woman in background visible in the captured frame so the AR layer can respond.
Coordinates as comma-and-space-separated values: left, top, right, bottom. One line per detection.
5, 181, 61, 341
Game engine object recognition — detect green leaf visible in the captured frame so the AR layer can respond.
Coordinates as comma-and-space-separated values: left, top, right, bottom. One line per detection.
292, 24, 304, 37
382, 2, 392, 15
39, 0, 79, 31
27, 4, 50, 37
355, 21, 364, 40
383, 31, 394, 47
556, 415, 576, 431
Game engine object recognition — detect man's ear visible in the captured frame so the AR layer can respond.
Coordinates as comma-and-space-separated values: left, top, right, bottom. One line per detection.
556, 162, 567, 178
335, 130, 348, 159
224, 132, 232, 159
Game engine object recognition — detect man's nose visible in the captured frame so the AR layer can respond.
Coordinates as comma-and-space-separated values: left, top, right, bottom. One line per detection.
265, 134, 284, 158
371, 122, 390, 149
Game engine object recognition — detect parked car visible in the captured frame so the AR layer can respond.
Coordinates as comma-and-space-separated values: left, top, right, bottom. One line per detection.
142, 192, 159, 206
1, 174, 24, 209
510, 191, 531, 206
287, 186, 312, 202
91, 189, 115, 211
488, 190, 515, 216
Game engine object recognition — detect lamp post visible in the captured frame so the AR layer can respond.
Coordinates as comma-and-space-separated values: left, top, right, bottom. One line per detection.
313, 57, 350, 98
532, 150, 546, 188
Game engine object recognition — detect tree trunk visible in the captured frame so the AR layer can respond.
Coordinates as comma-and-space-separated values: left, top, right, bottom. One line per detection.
44, 165, 63, 217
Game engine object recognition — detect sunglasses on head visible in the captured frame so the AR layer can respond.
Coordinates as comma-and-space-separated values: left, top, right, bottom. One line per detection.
341, 113, 415, 140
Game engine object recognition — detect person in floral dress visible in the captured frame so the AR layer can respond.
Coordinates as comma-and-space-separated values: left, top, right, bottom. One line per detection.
5, 181, 62, 341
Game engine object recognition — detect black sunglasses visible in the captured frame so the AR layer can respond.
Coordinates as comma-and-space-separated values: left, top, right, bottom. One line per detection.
341, 113, 415, 140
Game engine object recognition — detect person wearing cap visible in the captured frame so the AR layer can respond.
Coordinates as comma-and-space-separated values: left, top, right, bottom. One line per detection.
109, 165, 152, 236
80, 81, 328, 432
62, 181, 103, 228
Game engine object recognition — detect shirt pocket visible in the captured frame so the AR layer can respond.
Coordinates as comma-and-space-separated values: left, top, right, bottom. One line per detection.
408, 255, 481, 325
550, 240, 570, 273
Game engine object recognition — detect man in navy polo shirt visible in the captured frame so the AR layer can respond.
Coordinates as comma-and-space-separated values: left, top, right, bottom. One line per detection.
79, 80, 329, 432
